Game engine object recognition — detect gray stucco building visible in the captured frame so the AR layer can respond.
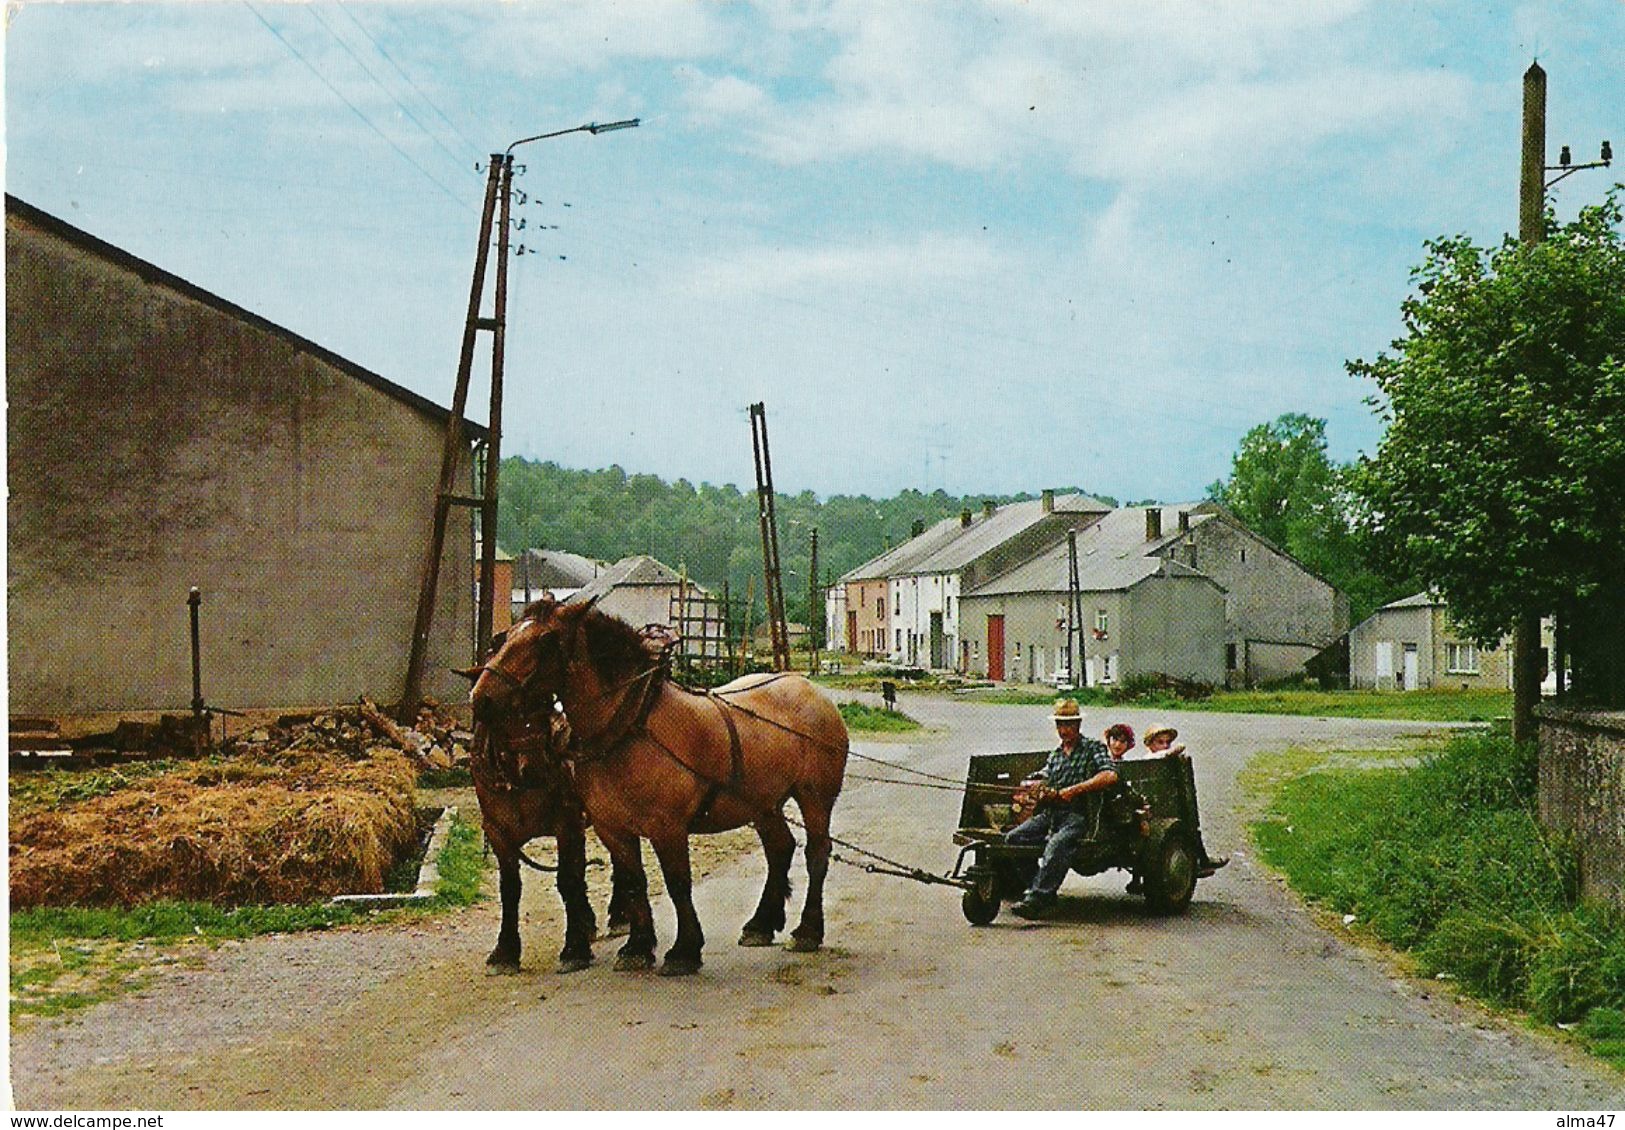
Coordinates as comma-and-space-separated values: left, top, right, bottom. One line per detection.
6, 196, 483, 713
1144, 503, 1348, 686
959, 508, 1226, 686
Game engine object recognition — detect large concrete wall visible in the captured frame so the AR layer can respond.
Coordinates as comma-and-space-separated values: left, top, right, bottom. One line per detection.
6, 206, 476, 713
1538, 707, 1625, 905
1125, 576, 1226, 685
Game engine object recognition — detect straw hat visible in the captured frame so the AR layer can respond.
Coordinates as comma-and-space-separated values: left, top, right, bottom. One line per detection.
1144, 723, 1179, 744
1050, 699, 1083, 724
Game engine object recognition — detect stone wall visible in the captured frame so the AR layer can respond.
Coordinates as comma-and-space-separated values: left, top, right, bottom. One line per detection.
1537, 705, 1625, 904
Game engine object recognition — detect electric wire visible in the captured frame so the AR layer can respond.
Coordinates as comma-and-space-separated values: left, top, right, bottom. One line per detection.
242, 0, 472, 214
335, 0, 484, 159
307, 2, 474, 176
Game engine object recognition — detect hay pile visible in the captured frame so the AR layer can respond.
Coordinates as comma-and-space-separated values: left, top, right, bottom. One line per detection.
10, 705, 428, 909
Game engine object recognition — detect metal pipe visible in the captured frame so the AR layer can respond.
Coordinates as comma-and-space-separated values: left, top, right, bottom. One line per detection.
188, 587, 204, 719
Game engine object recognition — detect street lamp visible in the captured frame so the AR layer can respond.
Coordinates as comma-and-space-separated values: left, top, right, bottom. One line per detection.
474, 118, 642, 655
400, 114, 642, 720
506, 118, 641, 157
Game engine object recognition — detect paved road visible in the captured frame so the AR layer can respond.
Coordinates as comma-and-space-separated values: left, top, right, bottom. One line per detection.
12, 699, 1623, 1109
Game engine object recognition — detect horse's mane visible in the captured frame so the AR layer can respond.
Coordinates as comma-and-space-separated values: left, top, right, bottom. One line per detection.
576, 608, 669, 686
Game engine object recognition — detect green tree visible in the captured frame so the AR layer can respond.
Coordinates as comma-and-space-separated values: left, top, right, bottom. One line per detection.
1350, 193, 1625, 705
1208, 413, 1404, 623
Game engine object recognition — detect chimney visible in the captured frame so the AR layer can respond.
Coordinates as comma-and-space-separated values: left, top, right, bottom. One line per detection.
1145, 507, 1162, 541
911, 518, 925, 538
1178, 510, 1190, 534
1041, 489, 1055, 514
960, 508, 972, 528
982, 500, 996, 519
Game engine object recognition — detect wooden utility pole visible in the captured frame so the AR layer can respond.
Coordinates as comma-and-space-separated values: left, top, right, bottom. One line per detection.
1066, 529, 1084, 688
1511, 61, 1547, 745
749, 402, 791, 672
807, 526, 820, 675
400, 157, 508, 722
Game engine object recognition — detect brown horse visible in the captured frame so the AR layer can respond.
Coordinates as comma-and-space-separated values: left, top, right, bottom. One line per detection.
470, 598, 849, 976
464, 636, 633, 974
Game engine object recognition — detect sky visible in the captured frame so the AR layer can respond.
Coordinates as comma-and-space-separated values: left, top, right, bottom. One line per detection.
5, 1, 1621, 504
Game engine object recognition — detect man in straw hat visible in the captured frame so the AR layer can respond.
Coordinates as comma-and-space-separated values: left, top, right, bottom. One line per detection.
1004, 698, 1120, 919
1143, 723, 1226, 877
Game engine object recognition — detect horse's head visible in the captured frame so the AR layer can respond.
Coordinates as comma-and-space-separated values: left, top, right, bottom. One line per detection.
468, 597, 595, 725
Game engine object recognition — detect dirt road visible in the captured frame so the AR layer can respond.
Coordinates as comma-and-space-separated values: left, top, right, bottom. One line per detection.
12, 698, 1623, 1108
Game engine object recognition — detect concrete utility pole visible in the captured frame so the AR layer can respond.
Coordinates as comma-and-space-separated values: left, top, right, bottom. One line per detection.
1511, 61, 1547, 746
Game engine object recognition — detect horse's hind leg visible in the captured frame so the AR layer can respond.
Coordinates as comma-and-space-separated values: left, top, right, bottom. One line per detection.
739, 808, 795, 947
597, 827, 656, 971
789, 794, 833, 953
554, 824, 595, 974
650, 832, 704, 976
487, 844, 523, 974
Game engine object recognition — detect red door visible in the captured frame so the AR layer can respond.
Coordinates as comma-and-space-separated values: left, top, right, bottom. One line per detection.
846, 610, 858, 654
987, 615, 1005, 681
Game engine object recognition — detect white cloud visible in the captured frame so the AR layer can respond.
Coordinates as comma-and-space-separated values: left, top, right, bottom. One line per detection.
685, 233, 1002, 296
468, 0, 731, 75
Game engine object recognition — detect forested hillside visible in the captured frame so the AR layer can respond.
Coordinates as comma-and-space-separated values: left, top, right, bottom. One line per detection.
496, 457, 1112, 625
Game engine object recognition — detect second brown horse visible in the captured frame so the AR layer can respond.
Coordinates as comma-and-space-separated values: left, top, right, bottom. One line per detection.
470, 598, 849, 976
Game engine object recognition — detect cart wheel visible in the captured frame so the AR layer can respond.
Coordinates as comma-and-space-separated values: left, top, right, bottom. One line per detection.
1144, 833, 1197, 915
955, 884, 994, 930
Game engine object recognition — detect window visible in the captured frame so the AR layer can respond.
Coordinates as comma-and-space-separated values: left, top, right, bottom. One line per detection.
1095, 609, 1109, 638
895, 629, 903, 651
1226, 643, 1237, 671
877, 597, 885, 619
1240, 547, 1247, 564
894, 592, 901, 616
1375, 641, 1394, 678
946, 597, 953, 618
1446, 642, 1480, 674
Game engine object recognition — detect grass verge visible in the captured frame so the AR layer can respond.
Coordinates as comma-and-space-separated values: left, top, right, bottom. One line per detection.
838, 701, 923, 732
941, 683, 1508, 722
1250, 731, 1625, 1069
9, 811, 487, 1021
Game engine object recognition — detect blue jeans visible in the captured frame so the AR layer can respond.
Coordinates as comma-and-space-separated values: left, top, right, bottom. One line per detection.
1005, 805, 1094, 899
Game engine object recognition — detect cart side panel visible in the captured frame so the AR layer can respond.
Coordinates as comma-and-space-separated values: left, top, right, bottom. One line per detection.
957, 750, 1048, 831
1116, 757, 1193, 823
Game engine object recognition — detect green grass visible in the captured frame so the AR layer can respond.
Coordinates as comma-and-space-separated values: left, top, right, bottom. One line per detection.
925, 682, 1509, 722
837, 701, 923, 732
424, 811, 486, 907
1251, 731, 1625, 1067
1185, 687, 1510, 722
9, 811, 489, 1019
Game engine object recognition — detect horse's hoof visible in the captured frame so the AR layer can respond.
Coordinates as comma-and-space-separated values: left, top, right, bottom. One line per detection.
613, 952, 656, 972
738, 929, 777, 947
485, 958, 522, 976
658, 956, 703, 977
557, 955, 593, 974
785, 935, 822, 954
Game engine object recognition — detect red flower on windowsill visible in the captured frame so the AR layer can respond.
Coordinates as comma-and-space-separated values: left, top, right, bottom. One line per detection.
1092, 628, 1108, 641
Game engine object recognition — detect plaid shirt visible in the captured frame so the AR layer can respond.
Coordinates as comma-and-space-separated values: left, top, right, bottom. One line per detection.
1034, 737, 1115, 794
